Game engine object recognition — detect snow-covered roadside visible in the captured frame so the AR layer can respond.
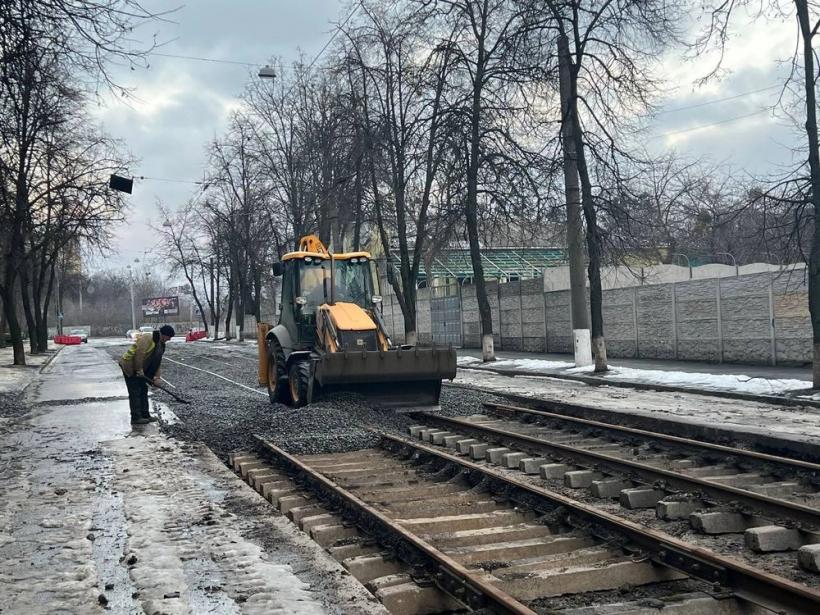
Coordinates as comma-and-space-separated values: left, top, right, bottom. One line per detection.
453, 368, 820, 446
0, 344, 385, 615
457, 355, 812, 397
459, 355, 575, 371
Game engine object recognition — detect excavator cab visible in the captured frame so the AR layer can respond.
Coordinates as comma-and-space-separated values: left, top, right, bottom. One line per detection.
264, 235, 456, 408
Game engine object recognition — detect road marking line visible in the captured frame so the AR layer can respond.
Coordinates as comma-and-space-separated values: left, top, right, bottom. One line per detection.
164, 357, 267, 397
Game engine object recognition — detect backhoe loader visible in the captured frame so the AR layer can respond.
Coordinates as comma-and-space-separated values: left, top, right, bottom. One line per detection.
263, 235, 456, 407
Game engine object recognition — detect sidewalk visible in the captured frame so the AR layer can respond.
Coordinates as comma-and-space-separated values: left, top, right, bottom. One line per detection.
0, 344, 384, 614
458, 349, 813, 399
0, 342, 59, 394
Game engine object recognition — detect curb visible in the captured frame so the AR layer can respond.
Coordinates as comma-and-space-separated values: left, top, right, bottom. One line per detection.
38, 345, 64, 374
457, 364, 820, 410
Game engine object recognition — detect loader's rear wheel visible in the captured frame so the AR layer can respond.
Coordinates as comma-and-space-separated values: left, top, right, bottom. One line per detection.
288, 360, 313, 408
267, 339, 290, 405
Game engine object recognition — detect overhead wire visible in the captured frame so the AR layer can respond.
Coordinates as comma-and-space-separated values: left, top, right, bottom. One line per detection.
653, 84, 780, 115
135, 1, 365, 188
143, 0, 779, 175
136, 175, 204, 185
149, 52, 257, 67
649, 108, 773, 140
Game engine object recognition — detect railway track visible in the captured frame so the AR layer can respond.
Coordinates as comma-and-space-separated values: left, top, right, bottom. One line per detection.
459, 386, 820, 463
230, 431, 820, 614
407, 402, 820, 576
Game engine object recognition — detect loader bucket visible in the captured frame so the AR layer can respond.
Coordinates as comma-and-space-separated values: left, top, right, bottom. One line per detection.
314, 346, 457, 408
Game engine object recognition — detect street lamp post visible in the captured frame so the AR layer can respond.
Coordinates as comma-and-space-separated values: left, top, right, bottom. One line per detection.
126, 265, 136, 330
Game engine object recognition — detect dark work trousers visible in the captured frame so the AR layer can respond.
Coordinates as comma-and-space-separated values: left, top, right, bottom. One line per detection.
124, 375, 150, 420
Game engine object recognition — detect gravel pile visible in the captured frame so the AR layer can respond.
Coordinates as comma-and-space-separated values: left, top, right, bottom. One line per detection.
103, 344, 499, 458
0, 392, 28, 418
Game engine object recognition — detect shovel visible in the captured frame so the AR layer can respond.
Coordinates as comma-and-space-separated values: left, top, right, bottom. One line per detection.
142, 376, 191, 404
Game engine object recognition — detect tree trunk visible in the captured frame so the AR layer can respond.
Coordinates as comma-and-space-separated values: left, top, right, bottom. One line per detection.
214, 260, 222, 340
224, 277, 234, 340
558, 34, 590, 339
353, 164, 363, 251
465, 28, 494, 362
19, 263, 37, 355
235, 277, 244, 342
1, 282, 25, 365
0, 295, 6, 348
403, 285, 418, 345
31, 259, 49, 353
796, 0, 820, 387
40, 262, 56, 353
573, 129, 607, 372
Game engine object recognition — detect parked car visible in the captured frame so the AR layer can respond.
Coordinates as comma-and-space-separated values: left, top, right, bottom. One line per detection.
69, 329, 88, 343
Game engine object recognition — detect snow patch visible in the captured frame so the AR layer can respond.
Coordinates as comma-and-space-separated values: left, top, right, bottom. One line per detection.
457, 353, 812, 396
567, 364, 810, 395
457, 356, 482, 365
492, 358, 575, 371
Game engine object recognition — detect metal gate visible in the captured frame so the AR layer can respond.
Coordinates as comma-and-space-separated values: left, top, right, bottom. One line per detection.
430, 286, 462, 347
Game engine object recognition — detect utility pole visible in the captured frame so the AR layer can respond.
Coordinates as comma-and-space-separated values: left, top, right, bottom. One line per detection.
558, 33, 591, 367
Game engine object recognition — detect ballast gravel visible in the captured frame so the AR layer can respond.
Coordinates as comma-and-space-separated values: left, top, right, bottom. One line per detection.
0, 392, 27, 418
104, 343, 501, 458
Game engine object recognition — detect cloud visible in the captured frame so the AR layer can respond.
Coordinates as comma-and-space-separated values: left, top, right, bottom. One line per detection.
643, 6, 804, 174
92, 0, 809, 276
91, 0, 346, 272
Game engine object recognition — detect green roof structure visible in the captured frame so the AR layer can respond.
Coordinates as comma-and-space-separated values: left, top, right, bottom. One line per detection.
419, 247, 566, 283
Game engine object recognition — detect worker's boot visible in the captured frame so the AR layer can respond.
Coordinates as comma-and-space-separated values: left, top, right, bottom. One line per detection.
131, 416, 150, 425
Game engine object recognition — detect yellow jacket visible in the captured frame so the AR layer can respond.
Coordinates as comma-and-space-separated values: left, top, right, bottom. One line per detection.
119, 333, 161, 379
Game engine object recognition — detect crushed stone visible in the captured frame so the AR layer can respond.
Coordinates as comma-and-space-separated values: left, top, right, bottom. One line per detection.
103, 344, 501, 459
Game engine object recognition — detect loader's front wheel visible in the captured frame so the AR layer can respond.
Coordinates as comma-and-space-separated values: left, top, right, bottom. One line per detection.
288, 360, 313, 408
267, 339, 290, 405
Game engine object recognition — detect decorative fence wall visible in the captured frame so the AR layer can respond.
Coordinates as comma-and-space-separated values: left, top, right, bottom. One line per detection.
379, 267, 811, 366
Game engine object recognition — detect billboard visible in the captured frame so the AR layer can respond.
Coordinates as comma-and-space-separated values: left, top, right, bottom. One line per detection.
141, 295, 179, 316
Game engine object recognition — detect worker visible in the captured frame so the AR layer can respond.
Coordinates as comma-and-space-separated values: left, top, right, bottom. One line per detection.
119, 325, 175, 424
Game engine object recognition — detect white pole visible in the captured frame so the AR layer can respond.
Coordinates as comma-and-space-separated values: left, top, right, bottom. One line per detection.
573, 329, 593, 367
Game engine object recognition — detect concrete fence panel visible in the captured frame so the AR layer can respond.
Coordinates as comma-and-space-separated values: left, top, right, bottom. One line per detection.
378, 265, 810, 365
636, 284, 675, 359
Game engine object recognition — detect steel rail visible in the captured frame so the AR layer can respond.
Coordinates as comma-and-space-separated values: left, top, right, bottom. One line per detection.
253, 435, 536, 615
483, 401, 820, 473
379, 431, 820, 615
413, 412, 820, 529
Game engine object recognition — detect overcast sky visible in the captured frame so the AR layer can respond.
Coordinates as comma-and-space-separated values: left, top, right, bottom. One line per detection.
90, 1, 804, 277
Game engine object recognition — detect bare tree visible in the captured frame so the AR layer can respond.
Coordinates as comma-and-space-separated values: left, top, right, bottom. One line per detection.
0, 0, 160, 364
536, 0, 685, 371
154, 201, 212, 333
342, 2, 458, 344
425, 0, 554, 361
692, 0, 820, 383
204, 113, 275, 340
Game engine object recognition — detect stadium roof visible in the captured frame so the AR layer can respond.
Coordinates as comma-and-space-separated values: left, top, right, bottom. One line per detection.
419, 247, 566, 281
